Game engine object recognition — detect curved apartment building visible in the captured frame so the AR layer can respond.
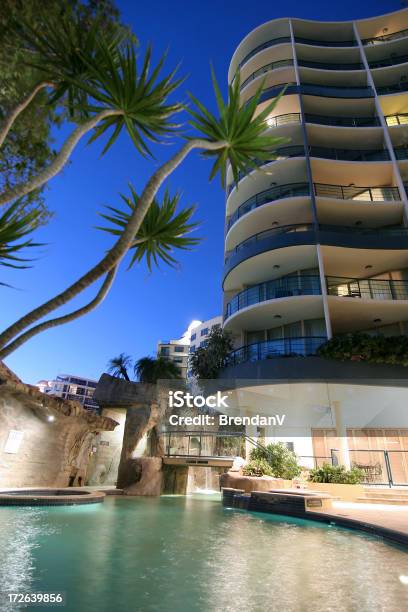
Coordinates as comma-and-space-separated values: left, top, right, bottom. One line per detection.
220, 8, 408, 478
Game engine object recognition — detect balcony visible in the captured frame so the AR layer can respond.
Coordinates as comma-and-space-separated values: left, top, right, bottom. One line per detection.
377, 81, 408, 95
225, 275, 321, 320
385, 113, 408, 126
295, 36, 357, 47
362, 28, 408, 46
369, 54, 408, 69
240, 59, 294, 90
225, 223, 408, 265
298, 59, 364, 70
314, 183, 400, 201
327, 276, 408, 300
227, 182, 310, 230
227, 337, 327, 366
253, 83, 374, 108
227, 145, 305, 195
238, 37, 292, 70
394, 146, 408, 160
309, 146, 390, 162
266, 113, 302, 128
305, 113, 380, 127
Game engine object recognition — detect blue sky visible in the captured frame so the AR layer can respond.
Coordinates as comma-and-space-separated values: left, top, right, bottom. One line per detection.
1, 0, 401, 383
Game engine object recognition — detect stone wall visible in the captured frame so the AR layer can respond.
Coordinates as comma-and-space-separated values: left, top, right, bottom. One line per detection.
0, 363, 117, 488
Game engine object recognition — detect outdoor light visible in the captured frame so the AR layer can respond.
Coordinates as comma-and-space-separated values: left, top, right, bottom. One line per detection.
272, 221, 279, 226
47, 415, 55, 422
274, 315, 282, 319
365, 265, 373, 269
273, 264, 280, 269
373, 318, 382, 323
355, 220, 363, 226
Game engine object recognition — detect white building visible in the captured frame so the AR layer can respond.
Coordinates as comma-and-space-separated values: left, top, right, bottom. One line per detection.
36, 374, 99, 413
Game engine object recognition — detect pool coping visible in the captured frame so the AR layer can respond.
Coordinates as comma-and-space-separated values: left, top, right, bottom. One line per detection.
222, 488, 408, 548
0, 488, 106, 506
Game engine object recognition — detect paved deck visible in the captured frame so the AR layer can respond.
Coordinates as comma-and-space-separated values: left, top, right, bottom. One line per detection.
311, 501, 408, 536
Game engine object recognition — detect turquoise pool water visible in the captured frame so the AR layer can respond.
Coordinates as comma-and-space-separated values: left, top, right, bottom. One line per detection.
0, 494, 407, 612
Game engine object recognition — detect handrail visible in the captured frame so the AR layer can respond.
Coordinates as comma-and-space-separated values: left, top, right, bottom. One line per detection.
226, 182, 400, 234
369, 54, 408, 69
377, 81, 408, 95
226, 182, 310, 230
240, 58, 294, 90
362, 27, 408, 45
238, 36, 292, 70
394, 146, 408, 160
255, 83, 374, 106
227, 337, 327, 366
266, 112, 302, 127
295, 36, 357, 47
225, 275, 321, 320
304, 113, 380, 127
314, 183, 400, 201
225, 223, 408, 262
227, 147, 390, 195
298, 58, 364, 70
327, 276, 408, 300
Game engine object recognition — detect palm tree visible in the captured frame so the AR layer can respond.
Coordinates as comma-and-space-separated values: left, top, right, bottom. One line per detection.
107, 353, 132, 381
0, 15, 286, 359
134, 356, 182, 384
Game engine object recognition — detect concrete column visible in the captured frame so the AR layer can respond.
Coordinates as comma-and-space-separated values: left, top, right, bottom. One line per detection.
332, 400, 351, 469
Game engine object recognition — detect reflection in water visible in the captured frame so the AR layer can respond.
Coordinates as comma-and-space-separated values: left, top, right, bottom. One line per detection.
0, 496, 406, 612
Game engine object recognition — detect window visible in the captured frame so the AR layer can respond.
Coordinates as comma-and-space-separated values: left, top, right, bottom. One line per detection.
201, 328, 209, 336
173, 357, 183, 363
160, 346, 170, 356
174, 345, 185, 353
190, 333, 196, 341
189, 346, 195, 353
212, 323, 220, 330
200, 340, 207, 348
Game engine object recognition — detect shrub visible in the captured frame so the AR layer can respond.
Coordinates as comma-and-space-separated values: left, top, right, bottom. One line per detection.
249, 442, 301, 479
242, 459, 275, 477
318, 333, 408, 367
308, 463, 364, 484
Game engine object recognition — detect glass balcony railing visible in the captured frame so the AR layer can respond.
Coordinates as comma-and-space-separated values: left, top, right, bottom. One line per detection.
240, 59, 294, 90
227, 182, 310, 230
363, 28, 408, 46
327, 276, 408, 300
226, 146, 390, 195
238, 37, 292, 69
298, 59, 364, 70
225, 223, 408, 264
226, 145, 305, 195
369, 54, 408, 69
295, 36, 357, 47
377, 81, 408, 95
225, 275, 321, 319
299, 83, 374, 98
385, 113, 408, 126
394, 146, 408, 160
309, 146, 390, 162
227, 337, 327, 366
314, 183, 400, 201
305, 113, 380, 127
266, 112, 302, 128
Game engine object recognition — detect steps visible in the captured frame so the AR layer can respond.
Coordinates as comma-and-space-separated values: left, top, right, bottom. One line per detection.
357, 488, 408, 505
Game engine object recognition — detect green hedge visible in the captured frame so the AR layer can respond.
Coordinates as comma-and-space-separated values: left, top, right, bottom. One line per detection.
318, 333, 408, 367
308, 463, 364, 485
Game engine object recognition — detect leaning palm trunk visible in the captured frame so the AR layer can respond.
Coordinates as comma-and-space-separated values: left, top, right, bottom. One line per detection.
0, 109, 124, 206
0, 139, 226, 357
0, 267, 117, 359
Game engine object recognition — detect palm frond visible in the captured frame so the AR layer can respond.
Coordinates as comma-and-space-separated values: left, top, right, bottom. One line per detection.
187, 68, 289, 187
0, 200, 42, 271
97, 186, 201, 271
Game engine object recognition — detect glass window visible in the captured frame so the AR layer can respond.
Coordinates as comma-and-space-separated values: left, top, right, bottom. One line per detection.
201, 328, 209, 336
189, 346, 195, 353
283, 322, 302, 338
174, 345, 185, 353
247, 330, 265, 344
173, 357, 183, 363
190, 333, 196, 341
304, 318, 326, 336
267, 327, 283, 340
160, 347, 170, 356
200, 340, 208, 348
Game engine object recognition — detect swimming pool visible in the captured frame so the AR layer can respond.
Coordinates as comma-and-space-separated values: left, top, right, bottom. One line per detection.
0, 494, 407, 611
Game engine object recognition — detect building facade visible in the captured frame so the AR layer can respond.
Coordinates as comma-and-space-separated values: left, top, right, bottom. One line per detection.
36, 374, 100, 413
220, 8, 408, 480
